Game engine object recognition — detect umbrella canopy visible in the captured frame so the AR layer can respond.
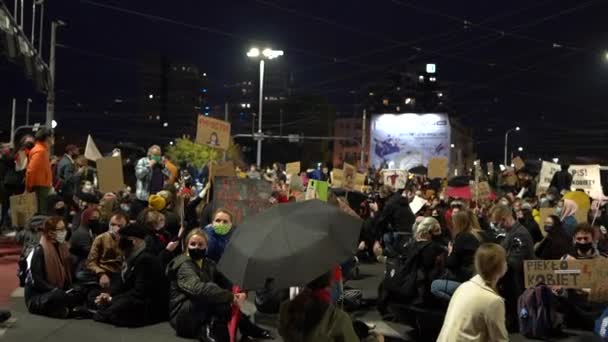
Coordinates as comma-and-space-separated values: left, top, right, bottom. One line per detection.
409, 165, 428, 175
218, 200, 362, 290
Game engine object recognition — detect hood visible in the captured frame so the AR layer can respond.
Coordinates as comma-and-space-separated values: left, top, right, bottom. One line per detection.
166, 254, 191, 275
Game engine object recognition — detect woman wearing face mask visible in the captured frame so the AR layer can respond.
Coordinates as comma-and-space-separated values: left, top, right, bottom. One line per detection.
559, 199, 578, 237
535, 215, 572, 260
203, 209, 235, 263
140, 209, 180, 269
25, 217, 87, 318
437, 243, 509, 342
70, 207, 103, 282
166, 229, 247, 341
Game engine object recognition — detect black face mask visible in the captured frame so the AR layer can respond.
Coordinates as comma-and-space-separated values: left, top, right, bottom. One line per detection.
431, 235, 444, 243
88, 220, 103, 235
24, 142, 34, 149
188, 248, 206, 261
544, 225, 553, 233
576, 242, 594, 254
118, 238, 134, 251
55, 208, 66, 216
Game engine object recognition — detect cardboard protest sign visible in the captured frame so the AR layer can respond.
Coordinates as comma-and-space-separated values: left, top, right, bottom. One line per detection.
84, 134, 102, 161
409, 196, 427, 214
355, 173, 366, 188
343, 163, 356, 190
537, 161, 561, 195
331, 169, 344, 188
195, 116, 231, 150
381, 169, 407, 190
539, 208, 556, 237
568, 164, 602, 195
96, 156, 124, 194
210, 161, 236, 179
524, 259, 592, 289
427, 157, 448, 179
472, 181, 491, 201
286, 162, 301, 176
305, 180, 329, 202
9, 192, 37, 228
513, 156, 525, 171
213, 177, 272, 224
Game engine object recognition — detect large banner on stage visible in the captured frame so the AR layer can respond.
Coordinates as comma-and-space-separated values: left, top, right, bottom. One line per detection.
369, 113, 451, 170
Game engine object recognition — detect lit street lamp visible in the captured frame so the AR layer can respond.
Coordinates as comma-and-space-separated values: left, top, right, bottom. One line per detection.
504, 126, 520, 166
518, 146, 524, 152
247, 47, 283, 167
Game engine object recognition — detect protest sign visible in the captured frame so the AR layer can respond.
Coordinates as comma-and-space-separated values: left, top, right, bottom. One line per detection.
427, 157, 448, 179
195, 116, 231, 150
381, 169, 407, 189
331, 169, 344, 188
84, 134, 102, 161
96, 156, 124, 194
286, 162, 301, 176
537, 161, 561, 195
213, 177, 272, 224
409, 196, 427, 214
343, 163, 356, 190
355, 173, 366, 188
539, 208, 556, 237
568, 164, 602, 195
472, 181, 491, 201
9, 192, 37, 228
210, 161, 236, 179
513, 156, 525, 171
305, 180, 329, 202
523, 259, 592, 289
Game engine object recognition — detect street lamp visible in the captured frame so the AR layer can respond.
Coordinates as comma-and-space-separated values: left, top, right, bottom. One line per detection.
46, 20, 66, 130
504, 126, 520, 166
518, 146, 524, 152
247, 47, 284, 167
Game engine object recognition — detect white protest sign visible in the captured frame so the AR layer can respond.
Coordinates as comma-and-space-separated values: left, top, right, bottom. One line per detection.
409, 196, 427, 214
381, 169, 407, 190
84, 135, 103, 161
537, 161, 561, 195
568, 164, 602, 195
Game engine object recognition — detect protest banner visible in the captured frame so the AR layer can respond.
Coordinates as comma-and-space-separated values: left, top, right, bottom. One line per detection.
9, 192, 37, 228
568, 164, 602, 195
409, 196, 427, 214
286, 162, 301, 176
539, 208, 556, 237
513, 156, 525, 171
84, 134, 102, 161
195, 116, 231, 150
331, 169, 344, 188
381, 169, 407, 189
472, 181, 491, 201
343, 163, 356, 190
213, 177, 272, 224
305, 180, 329, 202
537, 161, 561, 195
355, 173, 366, 188
96, 156, 124, 194
427, 157, 448, 179
210, 161, 236, 179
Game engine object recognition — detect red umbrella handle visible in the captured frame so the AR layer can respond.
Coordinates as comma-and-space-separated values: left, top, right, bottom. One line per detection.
228, 285, 242, 342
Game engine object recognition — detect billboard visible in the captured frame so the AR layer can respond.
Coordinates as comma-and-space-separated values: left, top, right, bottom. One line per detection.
370, 113, 451, 170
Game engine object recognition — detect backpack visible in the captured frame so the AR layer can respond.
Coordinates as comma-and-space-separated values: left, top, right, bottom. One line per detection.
518, 284, 562, 339
595, 307, 608, 341
383, 241, 431, 300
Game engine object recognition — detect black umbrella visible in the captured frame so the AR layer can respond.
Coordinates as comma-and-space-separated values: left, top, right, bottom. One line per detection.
217, 200, 362, 290
409, 165, 428, 175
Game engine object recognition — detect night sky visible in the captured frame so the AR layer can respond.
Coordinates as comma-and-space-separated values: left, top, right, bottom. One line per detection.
2, 0, 608, 161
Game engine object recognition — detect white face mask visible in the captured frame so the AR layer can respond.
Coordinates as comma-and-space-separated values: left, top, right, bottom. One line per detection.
55, 231, 67, 243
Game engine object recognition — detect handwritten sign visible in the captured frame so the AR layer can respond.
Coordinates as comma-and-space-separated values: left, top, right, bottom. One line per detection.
213, 177, 272, 224
305, 180, 329, 202
196, 116, 231, 150
568, 164, 602, 195
381, 169, 407, 190
537, 161, 561, 195
96, 156, 124, 194
331, 169, 344, 188
355, 173, 366, 188
343, 163, 356, 190
428, 157, 448, 179
9, 192, 37, 228
286, 162, 301, 177
472, 181, 491, 201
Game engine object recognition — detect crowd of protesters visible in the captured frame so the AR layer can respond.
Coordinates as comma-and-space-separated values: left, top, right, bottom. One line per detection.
1, 128, 608, 341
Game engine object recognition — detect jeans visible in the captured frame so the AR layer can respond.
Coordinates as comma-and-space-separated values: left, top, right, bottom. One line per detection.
430, 279, 462, 301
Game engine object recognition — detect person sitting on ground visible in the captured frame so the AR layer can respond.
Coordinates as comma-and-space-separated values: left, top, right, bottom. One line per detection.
86, 212, 128, 292
167, 229, 249, 340
25, 216, 87, 318
139, 208, 180, 269
279, 271, 383, 342
437, 243, 509, 342
535, 214, 572, 260
70, 207, 104, 281
430, 211, 482, 301
204, 209, 236, 263
93, 223, 168, 327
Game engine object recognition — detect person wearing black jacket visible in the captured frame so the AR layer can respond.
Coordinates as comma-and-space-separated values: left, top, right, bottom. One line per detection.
519, 206, 543, 244
93, 224, 168, 327
550, 165, 573, 194
138, 208, 180, 270
535, 215, 572, 260
371, 189, 415, 256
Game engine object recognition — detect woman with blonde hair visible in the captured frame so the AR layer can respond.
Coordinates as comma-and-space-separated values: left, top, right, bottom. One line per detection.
430, 210, 482, 301
437, 243, 509, 342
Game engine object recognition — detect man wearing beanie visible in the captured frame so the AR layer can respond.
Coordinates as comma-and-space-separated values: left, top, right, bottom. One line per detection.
93, 223, 168, 327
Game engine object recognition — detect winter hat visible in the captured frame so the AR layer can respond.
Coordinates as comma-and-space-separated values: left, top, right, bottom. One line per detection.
148, 194, 166, 211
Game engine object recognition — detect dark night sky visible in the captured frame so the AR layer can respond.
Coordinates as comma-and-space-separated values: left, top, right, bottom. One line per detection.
2, 0, 608, 160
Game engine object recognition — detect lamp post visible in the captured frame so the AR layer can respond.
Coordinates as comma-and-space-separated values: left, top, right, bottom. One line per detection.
46, 20, 66, 130
503, 126, 520, 166
247, 47, 283, 168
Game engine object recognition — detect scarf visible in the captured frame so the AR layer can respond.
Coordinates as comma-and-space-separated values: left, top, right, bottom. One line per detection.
312, 288, 331, 304
40, 235, 72, 289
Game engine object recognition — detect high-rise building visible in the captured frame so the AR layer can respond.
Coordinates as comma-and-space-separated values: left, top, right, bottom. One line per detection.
332, 117, 370, 169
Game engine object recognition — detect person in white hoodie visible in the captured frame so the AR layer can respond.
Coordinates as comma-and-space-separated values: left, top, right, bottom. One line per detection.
437, 243, 509, 342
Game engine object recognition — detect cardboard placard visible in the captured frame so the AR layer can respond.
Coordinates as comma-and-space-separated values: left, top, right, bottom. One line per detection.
513, 157, 525, 171
568, 164, 602, 195
524, 259, 592, 289
409, 196, 427, 214
210, 161, 236, 179
331, 169, 344, 188
537, 161, 561, 195
381, 169, 407, 190
9, 192, 37, 228
286, 162, 301, 176
343, 163, 356, 190
428, 157, 448, 179
355, 173, 366, 188
539, 208, 556, 237
305, 180, 329, 202
472, 181, 491, 201
96, 156, 124, 194
195, 116, 231, 150
84, 134, 102, 161
213, 177, 272, 224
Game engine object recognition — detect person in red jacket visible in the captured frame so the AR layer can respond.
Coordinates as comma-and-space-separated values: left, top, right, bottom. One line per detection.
26, 128, 55, 215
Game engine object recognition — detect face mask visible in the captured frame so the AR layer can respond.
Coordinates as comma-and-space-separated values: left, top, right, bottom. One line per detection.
55, 230, 67, 243
120, 204, 130, 212
109, 224, 120, 236
55, 207, 66, 216
150, 155, 162, 163
188, 248, 206, 260
431, 235, 443, 243
89, 219, 102, 233
212, 223, 232, 235
118, 238, 134, 251
575, 242, 594, 254
544, 225, 553, 233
